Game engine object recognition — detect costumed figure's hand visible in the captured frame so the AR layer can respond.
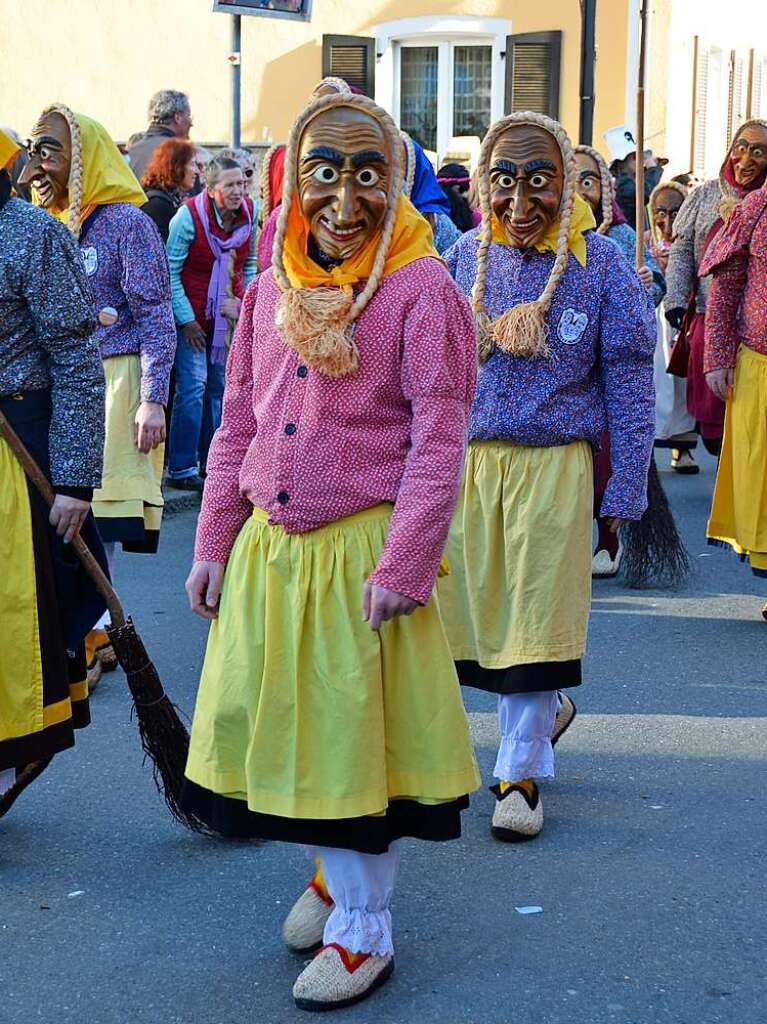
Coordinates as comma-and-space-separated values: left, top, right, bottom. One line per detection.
220, 296, 242, 321
49, 494, 90, 544
606, 517, 629, 534
637, 265, 654, 290
183, 320, 208, 352
706, 367, 735, 402
134, 401, 166, 453
186, 560, 225, 619
362, 582, 418, 632
665, 307, 686, 331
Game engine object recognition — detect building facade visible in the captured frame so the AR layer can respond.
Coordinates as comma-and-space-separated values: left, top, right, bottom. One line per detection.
1, 0, 766, 178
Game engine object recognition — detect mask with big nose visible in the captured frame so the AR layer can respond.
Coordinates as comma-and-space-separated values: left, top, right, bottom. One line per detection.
19, 111, 72, 214
297, 106, 390, 263
489, 124, 565, 248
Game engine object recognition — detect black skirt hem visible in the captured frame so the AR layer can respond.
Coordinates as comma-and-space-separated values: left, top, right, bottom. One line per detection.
181, 780, 470, 854
0, 719, 77, 773
95, 517, 160, 554
456, 659, 582, 694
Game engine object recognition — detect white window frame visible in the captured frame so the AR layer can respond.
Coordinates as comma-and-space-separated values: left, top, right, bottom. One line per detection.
373, 16, 511, 162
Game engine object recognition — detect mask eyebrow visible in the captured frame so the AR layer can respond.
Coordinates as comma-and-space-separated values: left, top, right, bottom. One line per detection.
302, 146, 344, 166
351, 150, 386, 168
490, 159, 518, 175
524, 159, 557, 174
578, 168, 596, 180
28, 136, 63, 151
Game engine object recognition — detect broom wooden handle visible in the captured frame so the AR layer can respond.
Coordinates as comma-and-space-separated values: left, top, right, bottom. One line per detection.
0, 408, 126, 628
635, 0, 649, 269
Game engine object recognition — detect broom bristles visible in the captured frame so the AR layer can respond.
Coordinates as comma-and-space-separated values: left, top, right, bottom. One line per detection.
622, 458, 691, 589
107, 617, 213, 835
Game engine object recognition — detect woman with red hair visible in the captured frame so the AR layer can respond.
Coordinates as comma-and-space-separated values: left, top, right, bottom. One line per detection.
141, 139, 197, 242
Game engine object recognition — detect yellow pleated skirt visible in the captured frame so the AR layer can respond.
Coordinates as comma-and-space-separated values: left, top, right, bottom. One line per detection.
439, 440, 593, 668
92, 354, 163, 544
707, 345, 767, 576
185, 505, 480, 821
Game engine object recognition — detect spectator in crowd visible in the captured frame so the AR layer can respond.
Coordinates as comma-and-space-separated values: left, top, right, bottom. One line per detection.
128, 90, 193, 180
671, 172, 700, 193
437, 161, 477, 232
141, 139, 197, 243
165, 155, 255, 491
219, 147, 257, 195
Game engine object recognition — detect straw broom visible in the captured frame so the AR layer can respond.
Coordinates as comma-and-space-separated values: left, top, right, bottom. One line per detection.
621, 0, 690, 590
0, 408, 211, 832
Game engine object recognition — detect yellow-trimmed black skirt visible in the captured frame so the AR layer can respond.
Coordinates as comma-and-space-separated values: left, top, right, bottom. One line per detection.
0, 390, 107, 773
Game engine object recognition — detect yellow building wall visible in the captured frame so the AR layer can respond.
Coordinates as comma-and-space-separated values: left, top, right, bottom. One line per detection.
1, 0, 631, 154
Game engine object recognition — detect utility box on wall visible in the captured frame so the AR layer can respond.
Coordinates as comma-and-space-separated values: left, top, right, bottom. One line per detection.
213, 0, 312, 20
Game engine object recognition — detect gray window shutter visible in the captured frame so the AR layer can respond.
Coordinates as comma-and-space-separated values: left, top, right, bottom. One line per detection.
504, 32, 562, 119
322, 35, 375, 97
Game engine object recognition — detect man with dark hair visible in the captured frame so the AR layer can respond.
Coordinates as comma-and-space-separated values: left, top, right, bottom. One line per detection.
128, 90, 193, 180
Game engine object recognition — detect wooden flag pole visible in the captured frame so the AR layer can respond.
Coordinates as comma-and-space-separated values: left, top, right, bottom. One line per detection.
635, 0, 650, 268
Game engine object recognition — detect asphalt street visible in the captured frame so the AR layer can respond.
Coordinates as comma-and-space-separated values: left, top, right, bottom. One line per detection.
2, 448, 765, 1024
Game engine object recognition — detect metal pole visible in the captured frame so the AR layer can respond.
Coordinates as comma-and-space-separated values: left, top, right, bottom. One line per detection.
231, 15, 242, 149
579, 0, 597, 145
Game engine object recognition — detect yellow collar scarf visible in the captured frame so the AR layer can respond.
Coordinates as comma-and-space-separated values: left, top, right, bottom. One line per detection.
0, 129, 20, 171
279, 192, 439, 291
488, 192, 595, 268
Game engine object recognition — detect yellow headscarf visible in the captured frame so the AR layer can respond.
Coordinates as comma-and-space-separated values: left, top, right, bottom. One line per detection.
280, 192, 439, 291
488, 191, 595, 267
0, 128, 20, 171
39, 108, 146, 229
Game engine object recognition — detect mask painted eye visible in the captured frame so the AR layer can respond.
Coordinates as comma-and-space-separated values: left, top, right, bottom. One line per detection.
494, 174, 515, 190
529, 173, 548, 189
581, 176, 596, 190
753, 148, 764, 159
39, 146, 54, 161
312, 163, 339, 184
356, 167, 380, 187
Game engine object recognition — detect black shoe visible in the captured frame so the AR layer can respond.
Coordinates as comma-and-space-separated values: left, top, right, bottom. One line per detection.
167, 474, 205, 493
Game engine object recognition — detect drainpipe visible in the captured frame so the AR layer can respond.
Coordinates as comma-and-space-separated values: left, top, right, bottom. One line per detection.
579, 0, 597, 145
231, 15, 242, 148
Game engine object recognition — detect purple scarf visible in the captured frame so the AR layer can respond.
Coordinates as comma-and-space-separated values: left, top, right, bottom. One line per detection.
194, 191, 252, 363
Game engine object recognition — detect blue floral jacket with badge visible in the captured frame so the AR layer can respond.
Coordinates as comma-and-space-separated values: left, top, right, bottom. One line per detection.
444, 229, 656, 520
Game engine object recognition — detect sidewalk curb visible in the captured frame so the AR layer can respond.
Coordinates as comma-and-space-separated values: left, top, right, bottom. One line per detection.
164, 486, 201, 517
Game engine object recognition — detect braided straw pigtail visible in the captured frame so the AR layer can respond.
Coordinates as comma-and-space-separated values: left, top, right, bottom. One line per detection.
312, 77, 353, 98
258, 144, 280, 226
400, 131, 416, 199
648, 179, 687, 245
718, 117, 767, 223
271, 92, 404, 378
43, 103, 83, 239
472, 111, 577, 361
574, 144, 614, 234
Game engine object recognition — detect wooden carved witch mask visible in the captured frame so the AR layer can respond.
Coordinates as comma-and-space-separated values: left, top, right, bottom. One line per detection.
19, 111, 71, 214
297, 106, 391, 262
489, 123, 565, 248
573, 151, 602, 217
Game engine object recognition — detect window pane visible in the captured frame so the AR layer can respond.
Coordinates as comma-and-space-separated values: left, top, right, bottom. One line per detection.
453, 46, 492, 139
400, 47, 438, 152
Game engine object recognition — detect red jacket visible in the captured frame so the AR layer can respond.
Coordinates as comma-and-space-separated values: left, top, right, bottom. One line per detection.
180, 193, 254, 330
